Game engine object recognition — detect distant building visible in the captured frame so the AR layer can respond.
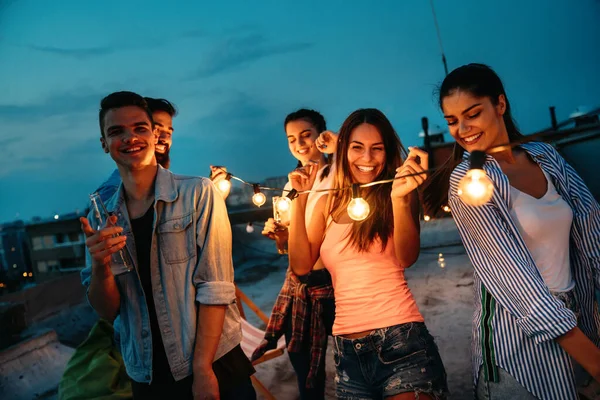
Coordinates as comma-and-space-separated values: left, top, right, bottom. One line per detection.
24, 212, 87, 283
0, 220, 32, 290
569, 107, 599, 127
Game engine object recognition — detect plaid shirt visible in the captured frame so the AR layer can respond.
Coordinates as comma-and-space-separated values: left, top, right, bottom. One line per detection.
251, 268, 334, 388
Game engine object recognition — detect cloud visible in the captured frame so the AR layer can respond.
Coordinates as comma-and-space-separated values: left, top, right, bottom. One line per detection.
0, 89, 111, 177
22, 28, 207, 60
24, 43, 119, 59
188, 32, 314, 79
170, 90, 296, 180
188, 91, 277, 139
0, 91, 102, 122
0, 136, 23, 147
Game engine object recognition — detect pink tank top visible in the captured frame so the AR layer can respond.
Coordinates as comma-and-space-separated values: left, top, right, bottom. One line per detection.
320, 221, 424, 336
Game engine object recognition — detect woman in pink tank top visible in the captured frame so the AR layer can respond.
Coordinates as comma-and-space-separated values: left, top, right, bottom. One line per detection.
287, 108, 448, 399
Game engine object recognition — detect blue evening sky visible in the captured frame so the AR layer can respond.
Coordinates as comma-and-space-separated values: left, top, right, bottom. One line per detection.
1, 0, 599, 222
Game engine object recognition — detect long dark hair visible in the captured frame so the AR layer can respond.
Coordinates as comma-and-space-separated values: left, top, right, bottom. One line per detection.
284, 108, 332, 181
422, 63, 523, 215
329, 108, 407, 252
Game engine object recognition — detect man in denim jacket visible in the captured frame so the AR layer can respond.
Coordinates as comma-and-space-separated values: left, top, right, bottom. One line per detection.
95, 97, 177, 349
80, 91, 255, 399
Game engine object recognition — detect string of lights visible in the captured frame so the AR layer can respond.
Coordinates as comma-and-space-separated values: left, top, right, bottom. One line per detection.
215, 166, 435, 195
214, 165, 438, 221
213, 134, 556, 221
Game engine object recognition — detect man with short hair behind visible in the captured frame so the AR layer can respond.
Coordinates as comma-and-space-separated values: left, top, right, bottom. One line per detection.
80, 91, 255, 400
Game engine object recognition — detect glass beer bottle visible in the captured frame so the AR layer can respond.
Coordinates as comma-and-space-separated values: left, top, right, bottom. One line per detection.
89, 192, 134, 273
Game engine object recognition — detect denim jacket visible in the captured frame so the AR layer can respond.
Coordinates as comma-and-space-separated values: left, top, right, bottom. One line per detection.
81, 166, 242, 383
95, 168, 121, 203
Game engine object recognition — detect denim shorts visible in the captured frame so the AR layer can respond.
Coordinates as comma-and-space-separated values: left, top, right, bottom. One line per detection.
332, 322, 448, 399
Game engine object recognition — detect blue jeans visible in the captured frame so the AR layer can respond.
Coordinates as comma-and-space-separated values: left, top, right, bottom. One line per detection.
332, 322, 448, 399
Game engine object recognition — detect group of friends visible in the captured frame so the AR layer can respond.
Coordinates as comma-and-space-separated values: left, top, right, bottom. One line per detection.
80, 63, 600, 400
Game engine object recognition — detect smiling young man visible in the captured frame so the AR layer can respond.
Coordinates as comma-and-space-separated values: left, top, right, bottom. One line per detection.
80, 91, 255, 400
95, 97, 177, 203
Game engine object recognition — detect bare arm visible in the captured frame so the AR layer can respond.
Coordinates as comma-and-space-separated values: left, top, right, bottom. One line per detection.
288, 164, 326, 275
193, 305, 226, 368
192, 304, 226, 399
392, 192, 421, 268
80, 216, 122, 321
288, 194, 325, 275
391, 147, 428, 268
88, 264, 121, 321
556, 327, 600, 382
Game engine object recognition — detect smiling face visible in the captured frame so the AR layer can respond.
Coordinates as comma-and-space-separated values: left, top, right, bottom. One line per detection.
101, 105, 158, 170
346, 123, 386, 184
152, 110, 173, 168
442, 89, 508, 153
152, 110, 173, 155
285, 119, 322, 165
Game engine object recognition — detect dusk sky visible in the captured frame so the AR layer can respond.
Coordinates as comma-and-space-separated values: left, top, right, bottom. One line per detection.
1, 0, 599, 223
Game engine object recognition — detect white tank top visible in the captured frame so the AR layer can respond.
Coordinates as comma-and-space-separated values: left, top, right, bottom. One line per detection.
283, 163, 335, 228
509, 170, 574, 292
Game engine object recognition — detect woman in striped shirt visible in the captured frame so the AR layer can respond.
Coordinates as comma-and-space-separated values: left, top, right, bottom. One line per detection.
424, 63, 600, 399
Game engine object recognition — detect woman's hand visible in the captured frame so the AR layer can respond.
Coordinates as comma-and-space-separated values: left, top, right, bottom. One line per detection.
262, 218, 289, 241
315, 130, 339, 154
391, 147, 429, 200
288, 161, 319, 193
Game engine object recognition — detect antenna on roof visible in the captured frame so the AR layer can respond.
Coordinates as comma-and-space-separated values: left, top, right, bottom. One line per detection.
429, 0, 448, 76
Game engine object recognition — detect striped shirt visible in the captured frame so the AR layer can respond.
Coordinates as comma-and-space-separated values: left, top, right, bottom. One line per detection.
448, 142, 600, 400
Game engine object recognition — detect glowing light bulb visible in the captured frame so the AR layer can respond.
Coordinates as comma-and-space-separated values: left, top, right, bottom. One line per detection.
347, 198, 370, 221
246, 222, 254, 233
252, 192, 266, 207
275, 196, 292, 213
347, 184, 370, 221
457, 169, 494, 206
424, 215, 431, 222
22, 272, 27, 277
443, 205, 451, 213
438, 253, 446, 269
217, 179, 231, 194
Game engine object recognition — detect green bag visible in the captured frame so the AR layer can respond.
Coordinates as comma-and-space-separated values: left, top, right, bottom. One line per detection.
59, 319, 132, 400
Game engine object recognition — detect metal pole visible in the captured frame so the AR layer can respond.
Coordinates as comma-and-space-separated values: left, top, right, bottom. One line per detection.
429, 0, 448, 76
421, 117, 433, 166
549, 106, 558, 130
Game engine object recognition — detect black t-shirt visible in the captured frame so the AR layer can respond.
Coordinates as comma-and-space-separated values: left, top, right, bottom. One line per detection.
130, 206, 254, 387
131, 205, 172, 382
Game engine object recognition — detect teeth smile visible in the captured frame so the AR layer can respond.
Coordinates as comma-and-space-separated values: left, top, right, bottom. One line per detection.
463, 133, 482, 143
298, 149, 308, 155
357, 166, 375, 172
124, 147, 142, 153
